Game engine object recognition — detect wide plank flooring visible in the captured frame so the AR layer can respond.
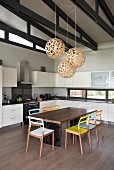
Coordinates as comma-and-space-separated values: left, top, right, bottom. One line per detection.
0, 124, 114, 170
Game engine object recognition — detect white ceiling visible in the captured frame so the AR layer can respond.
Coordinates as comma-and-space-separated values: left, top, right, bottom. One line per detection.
0, 0, 114, 49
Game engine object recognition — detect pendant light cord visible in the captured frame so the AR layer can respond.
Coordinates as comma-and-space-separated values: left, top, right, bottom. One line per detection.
55, 3, 56, 38
75, 5, 76, 47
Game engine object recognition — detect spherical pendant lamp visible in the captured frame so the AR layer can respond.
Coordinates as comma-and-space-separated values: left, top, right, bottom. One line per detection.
58, 60, 76, 78
45, 38, 65, 59
66, 48, 86, 69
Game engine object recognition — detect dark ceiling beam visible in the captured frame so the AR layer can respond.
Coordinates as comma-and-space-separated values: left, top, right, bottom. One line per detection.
42, 0, 97, 47
0, 0, 97, 50
0, 0, 77, 42
0, 37, 45, 54
0, 22, 46, 49
95, 0, 99, 14
0, 4, 73, 50
71, 0, 114, 37
27, 22, 30, 35
98, 0, 114, 26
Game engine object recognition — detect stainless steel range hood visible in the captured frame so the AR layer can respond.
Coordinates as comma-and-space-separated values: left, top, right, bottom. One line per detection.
20, 61, 32, 84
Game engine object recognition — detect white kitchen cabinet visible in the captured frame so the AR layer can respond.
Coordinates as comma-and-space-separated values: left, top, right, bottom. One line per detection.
32, 71, 55, 87
2, 104, 23, 127
69, 101, 79, 108
64, 77, 73, 87
0, 66, 2, 128
0, 66, 2, 87
32, 71, 48, 87
40, 100, 56, 112
3, 67, 17, 87
54, 100, 70, 108
97, 103, 108, 121
0, 107, 2, 128
55, 73, 65, 87
48, 73, 55, 87
72, 72, 91, 87
108, 104, 114, 122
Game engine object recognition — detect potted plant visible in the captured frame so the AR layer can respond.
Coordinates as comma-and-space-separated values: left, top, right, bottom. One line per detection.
111, 98, 114, 103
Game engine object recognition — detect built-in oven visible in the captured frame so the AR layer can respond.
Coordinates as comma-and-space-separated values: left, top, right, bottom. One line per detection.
23, 101, 40, 124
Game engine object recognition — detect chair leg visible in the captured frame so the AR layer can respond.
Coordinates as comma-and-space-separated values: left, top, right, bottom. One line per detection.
40, 138, 43, 158
26, 127, 30, 152
52, 132, 54, 151
75, 135, 77, 143
96, 127, 99, 143
79, 135, 83, 154
65, 131, 67, 149
88, 131, 92, 148
101, 123, 104, 138
73, 134, 75, 144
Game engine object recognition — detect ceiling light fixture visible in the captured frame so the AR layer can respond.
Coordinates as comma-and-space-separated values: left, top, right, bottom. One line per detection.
45, 38, 65, 59
58, 60, 76, 78
45, 3, 65, 59
65, 6, 86, 69
66, 47, 86, 69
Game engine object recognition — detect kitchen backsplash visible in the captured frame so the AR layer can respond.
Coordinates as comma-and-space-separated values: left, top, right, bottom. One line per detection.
32, 87, 55, 98
3, 88, 12, 100
3, 87, 67, 101
54, 88, 67, 97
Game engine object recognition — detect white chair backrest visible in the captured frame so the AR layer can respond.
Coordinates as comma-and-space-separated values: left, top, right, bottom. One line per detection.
29, 108, 40, 115
89, 112, 96, 121
28, 116, 44, 131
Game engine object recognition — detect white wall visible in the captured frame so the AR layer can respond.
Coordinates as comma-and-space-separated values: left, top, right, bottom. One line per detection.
0, 41, 55, 99
54, 47, 114, 72
0, 41, 54, 81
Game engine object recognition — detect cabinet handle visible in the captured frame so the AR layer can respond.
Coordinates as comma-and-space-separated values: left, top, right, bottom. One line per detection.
12, 110, 16, 111
11, 117, 16, 119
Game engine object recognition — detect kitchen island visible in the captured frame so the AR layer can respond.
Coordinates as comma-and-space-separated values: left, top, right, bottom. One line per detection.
31, 107, 96, 147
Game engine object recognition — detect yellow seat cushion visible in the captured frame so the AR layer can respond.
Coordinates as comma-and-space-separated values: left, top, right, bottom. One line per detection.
66, 126, 88, 135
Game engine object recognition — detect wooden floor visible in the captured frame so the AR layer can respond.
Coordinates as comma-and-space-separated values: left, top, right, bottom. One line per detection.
0, 124, 114, 170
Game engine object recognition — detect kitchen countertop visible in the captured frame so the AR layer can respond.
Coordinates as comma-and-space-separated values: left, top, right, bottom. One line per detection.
2, 98, 114, 105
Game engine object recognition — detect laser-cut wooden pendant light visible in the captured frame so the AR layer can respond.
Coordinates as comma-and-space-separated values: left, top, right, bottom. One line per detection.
58, 60, 76, 78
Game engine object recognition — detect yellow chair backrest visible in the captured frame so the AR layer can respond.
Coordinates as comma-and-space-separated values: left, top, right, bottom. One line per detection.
42, 106, 52, 112
78, 115, 89, 130
52, 104, 60, 111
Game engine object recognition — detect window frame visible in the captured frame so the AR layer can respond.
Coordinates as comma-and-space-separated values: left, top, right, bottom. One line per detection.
67, 88, 114, 102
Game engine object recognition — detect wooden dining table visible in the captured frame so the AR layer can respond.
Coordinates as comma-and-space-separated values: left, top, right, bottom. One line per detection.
32, 107, 96, 147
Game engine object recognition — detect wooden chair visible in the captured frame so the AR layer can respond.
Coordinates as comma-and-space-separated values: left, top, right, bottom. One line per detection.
65, 115, 92, 154
26, 116, 54, 158
42, 106, 52, 112
78, 112, 99, 142
52, 104, 60, 111
89, 110, 104, 140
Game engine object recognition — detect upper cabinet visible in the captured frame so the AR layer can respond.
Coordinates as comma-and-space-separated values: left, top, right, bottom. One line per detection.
55, 73, 65, 87
0, 66, 2, 87
32, 71, 55, 87
48, 73, 55, 87
91, 71, 109, 87
72, 72, 91, 87
32, 71, 92, 88
64, 77, 73, 87
3, 67, 17, 87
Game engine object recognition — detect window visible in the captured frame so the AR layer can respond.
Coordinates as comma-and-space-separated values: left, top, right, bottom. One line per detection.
0, 30, 5, 39
87, 90, 106, 100
9, 33, 33, 47
108, 90, 114, 99
68, 89, 86, 99
36, 45, 45, 51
